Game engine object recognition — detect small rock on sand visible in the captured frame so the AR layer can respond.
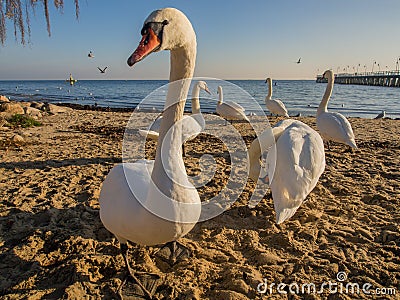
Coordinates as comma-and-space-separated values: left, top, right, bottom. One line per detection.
10, 134, 25, 144
0, 102, 24, 115
24, 106, 43, 118
44, 103, 73, 114
31, 102, 45, 110
0, 95, 10, 102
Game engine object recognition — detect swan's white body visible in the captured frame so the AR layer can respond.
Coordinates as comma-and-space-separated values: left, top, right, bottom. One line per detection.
265, 78, 289, 117
99, 8, 201, 246
316, 70, 357, 149
249, 119, 325, 224
216, 86, 249, 122
138, 81, 209, 142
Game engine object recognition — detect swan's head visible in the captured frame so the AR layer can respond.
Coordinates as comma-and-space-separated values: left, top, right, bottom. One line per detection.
265, 78, 271, 84
323, 70, 334, 80
197, 81, 211, 94
128, 8, 196, 66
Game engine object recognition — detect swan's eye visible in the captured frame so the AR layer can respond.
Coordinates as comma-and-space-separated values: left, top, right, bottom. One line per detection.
141, 28, 148, 36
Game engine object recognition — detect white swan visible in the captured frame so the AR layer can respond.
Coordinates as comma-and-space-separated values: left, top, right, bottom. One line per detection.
249, 119, 325, 224
264, 78, 289, 117
216, 85, 249, 123
316, 70, 357, 149
138, 80, 210, 142
99, 8, 201, 298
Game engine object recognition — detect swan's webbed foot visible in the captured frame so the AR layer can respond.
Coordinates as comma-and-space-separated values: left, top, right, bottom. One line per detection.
118, 243, 161, 300
155, 241, 191, 265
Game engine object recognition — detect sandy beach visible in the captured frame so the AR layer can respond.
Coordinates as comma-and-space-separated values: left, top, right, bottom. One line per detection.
0, 105, 399, 299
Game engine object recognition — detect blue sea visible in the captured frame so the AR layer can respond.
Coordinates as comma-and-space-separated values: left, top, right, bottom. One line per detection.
1, 79, 399, 119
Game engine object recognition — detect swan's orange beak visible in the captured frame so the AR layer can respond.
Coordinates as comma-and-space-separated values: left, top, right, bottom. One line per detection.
127, 29, 161, 67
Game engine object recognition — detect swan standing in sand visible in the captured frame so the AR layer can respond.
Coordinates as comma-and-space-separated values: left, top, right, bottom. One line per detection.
264, 78, 289, 117
316, 70, 357, 150
138, 80, 210, 154
216, 85, 249, 123
249, 119, 325, 224
99, 8, 201, 298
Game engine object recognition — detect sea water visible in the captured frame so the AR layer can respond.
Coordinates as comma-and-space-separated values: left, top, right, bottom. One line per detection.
1, 80, 399, 119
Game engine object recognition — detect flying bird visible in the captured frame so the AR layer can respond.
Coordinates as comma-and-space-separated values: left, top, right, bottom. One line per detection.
97, 67, 108, 73
296, 57, 301, 64
88, 51, 94, 58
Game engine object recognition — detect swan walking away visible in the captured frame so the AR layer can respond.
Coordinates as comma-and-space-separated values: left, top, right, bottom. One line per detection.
249, 119, 325, 224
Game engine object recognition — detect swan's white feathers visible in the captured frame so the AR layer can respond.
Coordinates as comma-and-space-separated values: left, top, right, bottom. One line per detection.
270, 121, 325, 223
249, 119, 325, 224
265, 78, 289, 117
216, 86, 249, 122
265, 99, 289, 117
225, 100, 245, 111
216, 102, 249, 121
99, 7, 201, 248
316, 70, 357, 149
317, 111, 357, 148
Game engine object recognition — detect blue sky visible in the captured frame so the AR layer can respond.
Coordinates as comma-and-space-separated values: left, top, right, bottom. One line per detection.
1, 0, 400, 80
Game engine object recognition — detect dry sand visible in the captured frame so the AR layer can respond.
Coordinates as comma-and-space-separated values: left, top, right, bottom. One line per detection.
0, 108, 399, 299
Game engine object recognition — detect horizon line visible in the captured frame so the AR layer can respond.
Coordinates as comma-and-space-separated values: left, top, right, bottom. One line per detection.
0, 77, 317, 81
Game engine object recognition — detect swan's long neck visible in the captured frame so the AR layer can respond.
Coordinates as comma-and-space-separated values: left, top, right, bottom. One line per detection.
191, 84, 201, 114
218, 87, 223, 104
151, 44, 196, 194
317, 74, 333, 115
266, 79, 272, 101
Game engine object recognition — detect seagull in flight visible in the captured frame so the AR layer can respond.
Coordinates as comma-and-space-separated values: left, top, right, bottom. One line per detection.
88, 51, 95, 58
296, 57, 301, 64
97, 67, 108, 74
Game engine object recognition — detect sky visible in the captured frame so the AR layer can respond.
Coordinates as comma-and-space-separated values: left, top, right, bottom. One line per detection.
1, 0, 400, 80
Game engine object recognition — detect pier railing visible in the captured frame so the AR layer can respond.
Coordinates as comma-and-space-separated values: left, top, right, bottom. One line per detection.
316, 70, 400, 87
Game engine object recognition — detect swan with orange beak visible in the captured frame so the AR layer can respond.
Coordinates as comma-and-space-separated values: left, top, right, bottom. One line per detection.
100, 8, 201, 300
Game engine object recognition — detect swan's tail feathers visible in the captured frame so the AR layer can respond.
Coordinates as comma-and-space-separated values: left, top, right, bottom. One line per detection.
275, 206, 300, 224
347, 139, 357, 149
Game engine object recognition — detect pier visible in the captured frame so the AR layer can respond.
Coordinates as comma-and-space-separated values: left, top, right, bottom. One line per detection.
316, 71, 400, 87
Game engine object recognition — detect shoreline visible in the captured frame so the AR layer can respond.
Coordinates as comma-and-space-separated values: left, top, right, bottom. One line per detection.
9, 100, 400, 120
